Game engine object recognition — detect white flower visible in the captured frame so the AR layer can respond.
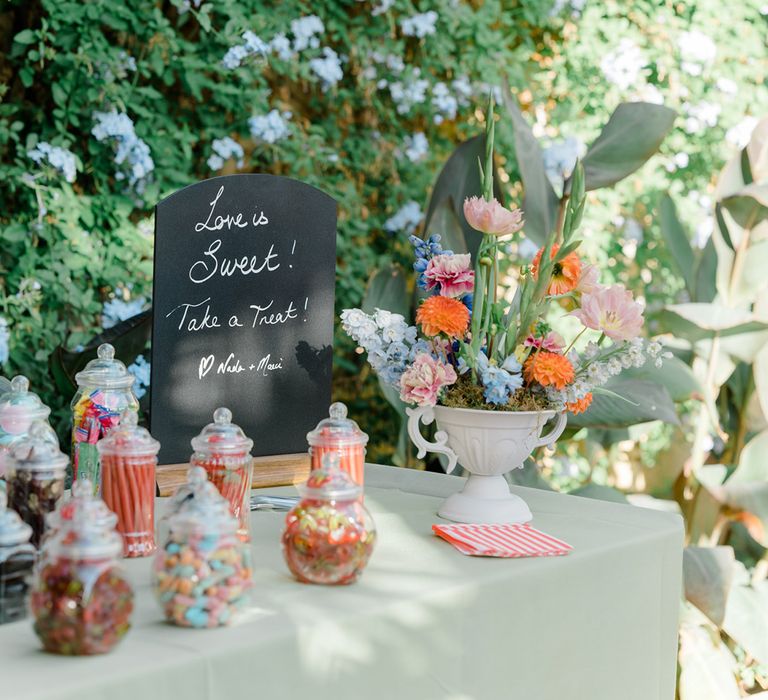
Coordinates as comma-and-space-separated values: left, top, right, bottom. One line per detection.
373, 309, 394, 328
677, 30, 716, 76
384, 201, 422, 233
372, 0, 394, 15
91, 110, 154, 191
389, 74, 429, 114
601, 39, 646, 90
432, 82, 458, 124
291, 15, 324, 52
242, 31, 269, 55
693, 217, 714, 249
726, 116, 758, 149
27, 142, 77, 183
683, 101, 721, 134
716, 77, 737, 95
517, 238, 539, 261
401, 11, 438, 38
207, 137, 244, 171
309, 47, 343, 89
403, 132, 428, 162
631, 83, 664, 105
249, 110, 291, 144
270, 33, 293, 60
542, 136, 585, 195
222, 44, 249, 70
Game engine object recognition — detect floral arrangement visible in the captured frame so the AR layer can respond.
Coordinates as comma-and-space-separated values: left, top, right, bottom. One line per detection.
342, 98, 668, 415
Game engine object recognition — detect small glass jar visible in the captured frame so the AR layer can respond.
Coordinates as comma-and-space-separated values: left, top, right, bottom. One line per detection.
0, 376, 52, 479
0, 489, 35, 624
282, 454, 376, 585
190, 408, 253, 542
30, 501, 133, 655
153, 467, 252, 628
6, 422, 68, 547
98, 411, 160, 557
306, 402, 368, 486
71, 343, 139, 491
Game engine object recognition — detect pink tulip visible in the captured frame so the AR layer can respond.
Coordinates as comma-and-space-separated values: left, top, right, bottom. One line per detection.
576, 263, 601, 294
424, 253, 475, 297
571, 285, 644, 341
463, 196, 524, 237
399, 353, 457, 407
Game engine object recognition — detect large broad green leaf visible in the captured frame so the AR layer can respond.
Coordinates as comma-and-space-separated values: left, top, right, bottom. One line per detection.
499, 90, 559, 245
659, 194, 696, 296
658, 303, 768, 342
568, 378, 679, 429
581, 103, 676, 190
716, 330, 768, 364
361, 265, 409, 318
721, 183, 768, 230
695, 235, 718, 303
729, 429, 768, 483
722, 563, 768, 666
619, 355, 701, 402
423, 135, 501, 258
48, 310, 152, 397
679, 617, 741, 700
424, 197, 468, 255
754, 343, 768, 422
683, 546, 735, 626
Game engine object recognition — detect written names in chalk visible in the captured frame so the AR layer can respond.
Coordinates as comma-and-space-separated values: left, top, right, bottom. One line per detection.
198, 352, 284, 380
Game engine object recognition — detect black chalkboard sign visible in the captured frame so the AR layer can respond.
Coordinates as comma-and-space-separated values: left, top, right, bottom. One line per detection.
150, 174, 336, 464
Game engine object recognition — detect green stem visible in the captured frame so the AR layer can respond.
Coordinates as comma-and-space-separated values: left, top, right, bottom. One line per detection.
564, 327, 587, 356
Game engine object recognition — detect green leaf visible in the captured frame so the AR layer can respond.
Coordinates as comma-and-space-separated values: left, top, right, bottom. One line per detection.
658, 303, 768, 342
499, 90, 559, 245
679, 617, 741, 700
722, 566, 768, 667
14, 29, 37, 45
568, 483, 628, 503
424, 198, 468, 255
683, 546, 735, 626
721, 183, 768, 229
619, 355, 701, 402
361, 265, 409, 318
659, 194, 695, 296
582, 103, 676, 190
694, 236, 718, 303
568, 378, 679, 428
730, 429, 768, 483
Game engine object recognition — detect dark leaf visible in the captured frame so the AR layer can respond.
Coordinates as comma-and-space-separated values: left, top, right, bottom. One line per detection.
659, 194, 696, 296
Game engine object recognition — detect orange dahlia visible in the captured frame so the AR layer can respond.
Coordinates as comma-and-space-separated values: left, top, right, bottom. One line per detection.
416, 295, 470, 338
566, 392, 593, 415
523, 351, 575, 390
531, 243, 581, 296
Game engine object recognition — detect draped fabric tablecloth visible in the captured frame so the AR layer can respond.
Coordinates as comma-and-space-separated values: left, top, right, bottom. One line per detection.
1, 463, 683, 700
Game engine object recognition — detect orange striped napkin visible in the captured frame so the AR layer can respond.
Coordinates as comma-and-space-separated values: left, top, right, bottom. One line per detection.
432, 522, 572, 558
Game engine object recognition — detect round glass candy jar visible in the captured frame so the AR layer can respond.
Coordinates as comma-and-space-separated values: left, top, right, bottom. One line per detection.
30, 505, 134, 655
152, 467, 252, 628
5, 422, 68, 547
282, 456, 376, 585
71, 343, 139, 489
0, 376, 52, 478
0, 490, 35, 624
190, 408, 253, 541
98, 411, 160, 557
306, 402, 368, 486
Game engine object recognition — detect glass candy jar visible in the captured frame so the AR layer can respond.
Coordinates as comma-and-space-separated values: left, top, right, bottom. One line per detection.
30, 503, 134, 655
0, 376, 52, 479
190, 408, 253, 541
71, 343, 139, 490
282, 455, 376, 585
0, 490, 35, 624
153, 467, 252, 628
6, 422, 68, 547
98, 411, 160, 557
307, 402, 368, 486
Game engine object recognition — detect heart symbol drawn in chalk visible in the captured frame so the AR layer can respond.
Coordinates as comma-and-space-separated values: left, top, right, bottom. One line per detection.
198, 354, 215, 380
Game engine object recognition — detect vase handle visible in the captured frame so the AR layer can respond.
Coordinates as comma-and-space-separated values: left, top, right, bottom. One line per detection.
533, 411, 568, 448
406, 405, 459, 474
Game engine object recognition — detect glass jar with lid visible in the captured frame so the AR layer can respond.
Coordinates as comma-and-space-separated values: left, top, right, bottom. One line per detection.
0, 489, 35, 624
282, 454, 376, 585
152, 466, 252, 628
190, 408, 253, 541
306, 402, 368, 485
71, 343, 139, 491
30, 498, 134, 655
0, 376, 52, 479
5, 421, 68, 547
98, 411, 160, 557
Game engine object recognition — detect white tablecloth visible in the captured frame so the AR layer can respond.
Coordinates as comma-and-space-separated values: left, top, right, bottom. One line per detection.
1, 463, 683, 700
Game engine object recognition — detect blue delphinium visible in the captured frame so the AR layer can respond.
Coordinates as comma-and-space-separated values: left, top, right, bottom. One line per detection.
409, 233, 453, 289
475, 352, 523, 406
127, 354, 151, 399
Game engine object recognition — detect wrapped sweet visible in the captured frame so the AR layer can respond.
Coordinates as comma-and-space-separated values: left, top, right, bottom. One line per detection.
152, 466, 252, 628
0, 489, 35, 624
98, 411, 160, 557
0, 376, 52, 479
307, 402, 368, 485
5, 421, 68, 547
71, 343, 139, 490
282, 454, 376, 585
30, 497, 133, 655
190, 408, 253, 542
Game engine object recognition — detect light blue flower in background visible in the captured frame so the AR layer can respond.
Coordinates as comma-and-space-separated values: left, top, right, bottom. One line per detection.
91, 110, 154, 191
384, 201, 422, 233
270, 33, 293, 60
403, 132, 428, 162
102, 297, 147, 329
310, 47, 343, 89
291, 15, 324, 52
401, 11, 438, 38
128, 354, 151, 399
207, 137, 244, 170
27, 142, 77, 183
249, 110, 291, 144
431, 82, 458, 124
222, 44, 249, 70
475, 351, 523, 406
0, 317, 10, 365
388, 73, 429, 115
242, 31, 269, 55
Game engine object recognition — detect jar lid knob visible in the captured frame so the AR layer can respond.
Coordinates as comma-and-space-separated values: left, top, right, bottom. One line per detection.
72, 477, 93, 498
10, 375, 29, 393
97, 343, 115, 360
329, 402, 347, 420
213, 407, 232, 424
121, 409, 138, 428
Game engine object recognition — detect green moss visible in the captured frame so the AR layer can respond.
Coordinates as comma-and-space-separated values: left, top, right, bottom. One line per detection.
440, 373, 552, 412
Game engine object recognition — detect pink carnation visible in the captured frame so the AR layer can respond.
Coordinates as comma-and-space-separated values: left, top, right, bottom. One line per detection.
424, 254, 475, 297
576, 263, 601, 294
524, 331, 565, 353
571, 285, 644, 341
399, 353, 457, 407
463, 196, 524, 237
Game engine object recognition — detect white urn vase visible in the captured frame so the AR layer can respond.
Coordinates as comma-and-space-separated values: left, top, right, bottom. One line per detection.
407, 405, 567, 524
